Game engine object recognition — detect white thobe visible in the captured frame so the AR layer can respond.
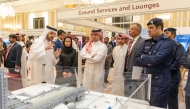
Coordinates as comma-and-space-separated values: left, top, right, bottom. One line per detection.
112, 44, 128, 96
81, 41, 107, 92
29, 39, 59, 85
17, 41, 25, 47
20, 48, 28, 87
72, 40, 78, 51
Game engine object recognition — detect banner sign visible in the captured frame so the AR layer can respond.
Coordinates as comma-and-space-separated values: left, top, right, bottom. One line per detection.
58, 0, 190, 20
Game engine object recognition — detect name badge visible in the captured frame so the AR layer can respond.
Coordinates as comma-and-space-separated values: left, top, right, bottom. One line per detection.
144, 46, 150, 53
26, 56, 28, 60
145, 46, 150, 49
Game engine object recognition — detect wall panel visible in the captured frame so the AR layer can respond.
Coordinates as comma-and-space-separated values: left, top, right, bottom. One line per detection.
24, 14, 29, 29
182, 11, 188, 27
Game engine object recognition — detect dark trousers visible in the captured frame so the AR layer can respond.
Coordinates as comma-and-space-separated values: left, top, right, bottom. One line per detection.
168, 82, 180, 109
104, 61, 111, 81
186, 94, 190, 109
111, 58, 114, 67
149, 71, 171, 108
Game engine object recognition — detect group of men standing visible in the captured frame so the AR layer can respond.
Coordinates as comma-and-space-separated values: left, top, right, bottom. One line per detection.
2, 17, 190, 109
85, 18, 189, 109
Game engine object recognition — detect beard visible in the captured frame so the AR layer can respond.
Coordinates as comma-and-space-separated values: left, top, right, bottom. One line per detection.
46, 36, 54, 41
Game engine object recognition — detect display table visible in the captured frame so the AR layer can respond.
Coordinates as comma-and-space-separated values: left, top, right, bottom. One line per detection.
7, 73, 23, 91
12, 84, 164, 109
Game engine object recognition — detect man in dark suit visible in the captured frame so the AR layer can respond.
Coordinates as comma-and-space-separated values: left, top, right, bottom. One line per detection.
124, 23, 145, 98
125, 23, 145, 73
164, 28, 185, 109
82, 37, 90, 48
53, 30, 66, 51
73, 37, 81, 50
4, 34, 22, 74
109, 36, 116, 48
104, 37, 113, 83
109, 36, 116, 67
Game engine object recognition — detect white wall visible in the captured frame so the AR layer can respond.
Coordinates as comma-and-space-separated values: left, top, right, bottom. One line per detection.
0, 31, 11, 39
133, 15, 141, 22
174, 27, 190, 35
28, 11, 48, 29
105, 17, 112, 39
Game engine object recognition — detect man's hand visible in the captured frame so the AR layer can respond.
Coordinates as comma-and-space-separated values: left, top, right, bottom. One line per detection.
147, 64, 153, 66
180, 65, 185, 69
68, 72, 72, 77
45, 43, 54, 50
53, 48, 61, 58
62, 72, 68, 78
92, 54, 97, 58
105, 56, 109, 60
15, 65, 19, 69
137, 75, 141, 81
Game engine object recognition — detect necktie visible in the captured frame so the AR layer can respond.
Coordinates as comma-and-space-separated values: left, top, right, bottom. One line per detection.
4, 44, 12, 61
125, 40, 134, 69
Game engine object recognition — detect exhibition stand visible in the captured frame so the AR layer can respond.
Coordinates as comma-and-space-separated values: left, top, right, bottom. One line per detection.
0, 67, 163, 109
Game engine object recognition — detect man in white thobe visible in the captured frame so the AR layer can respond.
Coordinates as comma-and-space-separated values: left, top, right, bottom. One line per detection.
29, 25, 61, 85
81, 28, 107, 92
112, 33, 129, 96
16, 33, 27, 87
20, 42, 32, 87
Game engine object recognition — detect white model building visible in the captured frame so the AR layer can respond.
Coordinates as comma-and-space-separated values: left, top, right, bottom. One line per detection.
0, 69, 8, 109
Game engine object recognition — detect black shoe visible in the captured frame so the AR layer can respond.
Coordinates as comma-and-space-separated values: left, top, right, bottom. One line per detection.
104, 81, 109, 83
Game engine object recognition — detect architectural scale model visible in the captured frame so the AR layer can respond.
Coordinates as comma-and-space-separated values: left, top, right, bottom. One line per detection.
0, 68, 86, 109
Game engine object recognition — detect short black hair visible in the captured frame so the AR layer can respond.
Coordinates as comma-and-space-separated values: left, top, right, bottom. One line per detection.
57, 30, 66, 36
26, 42, 32, 48
74, 37, 78, 40
111, 36, 115, 39
9, 34, 17, 40
86, 36, 89, 39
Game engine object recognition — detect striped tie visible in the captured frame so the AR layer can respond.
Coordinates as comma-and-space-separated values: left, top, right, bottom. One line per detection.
126, 40, 134, 69
4, 44, 12, 61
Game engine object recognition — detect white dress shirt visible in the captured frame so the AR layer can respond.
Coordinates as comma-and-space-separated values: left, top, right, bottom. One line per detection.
130, 35, 140, 50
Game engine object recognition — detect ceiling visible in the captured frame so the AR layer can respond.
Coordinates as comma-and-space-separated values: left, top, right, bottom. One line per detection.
1, 0, 65, 13
0, 0, 126, 13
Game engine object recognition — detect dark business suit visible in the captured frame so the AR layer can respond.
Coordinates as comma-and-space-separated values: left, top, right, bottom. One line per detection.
82, 42, 86, 48
124, 36, 145, 72
168, 42, 185, 109
4, 42, 22, 73
180, 54, 190, 109
109, 41, 116, 48
104, 44, 113, 82
109, 41, 116, 67
124, 36, 145, 98
53, 39, 63, 51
